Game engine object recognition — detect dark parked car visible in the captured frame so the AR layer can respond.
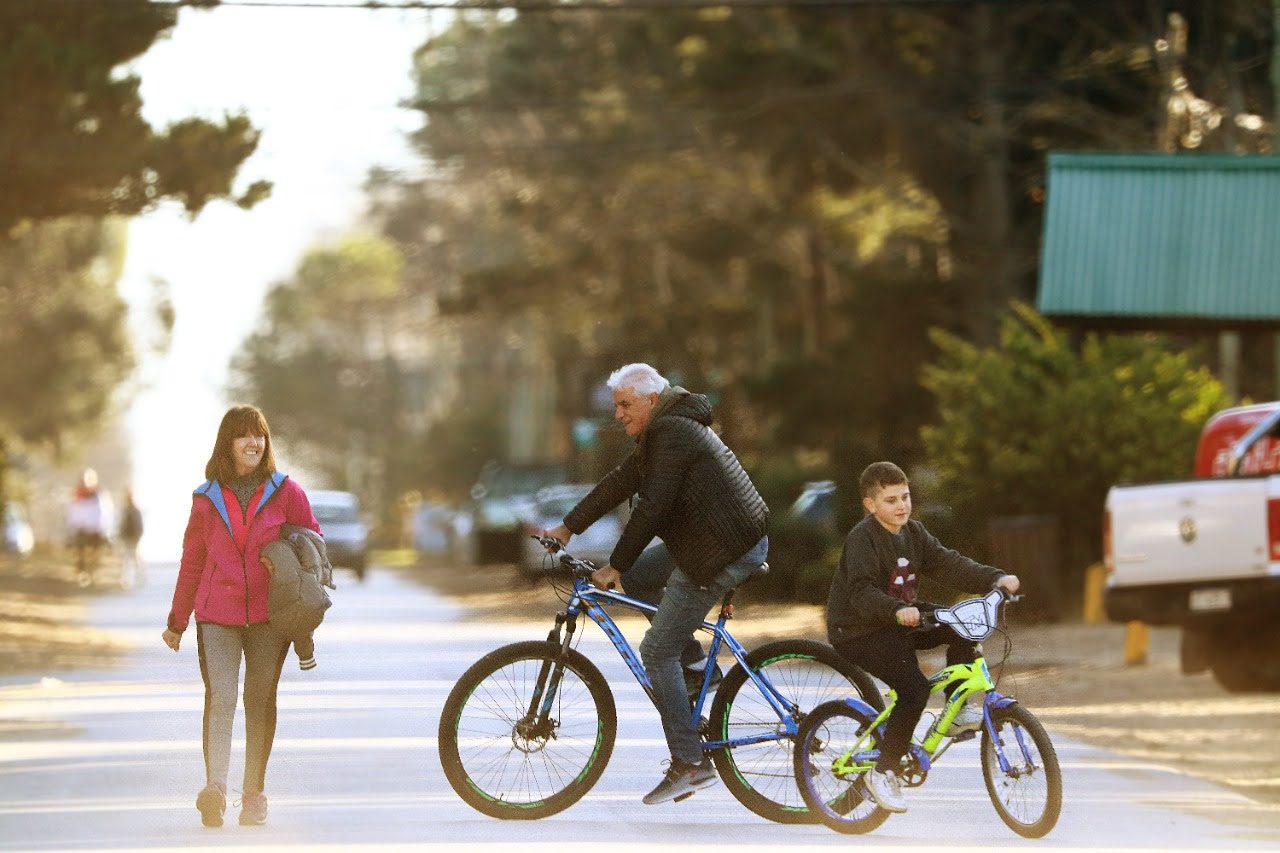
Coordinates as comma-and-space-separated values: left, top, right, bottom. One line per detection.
466, 461, 567, 564
310, 490, 368, 580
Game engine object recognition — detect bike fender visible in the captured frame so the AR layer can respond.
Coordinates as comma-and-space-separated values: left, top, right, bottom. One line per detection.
989, 694, 1018, 711
841, 696, 879, 717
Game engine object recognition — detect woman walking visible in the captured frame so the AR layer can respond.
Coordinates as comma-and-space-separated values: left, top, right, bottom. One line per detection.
161, 405, 320, 827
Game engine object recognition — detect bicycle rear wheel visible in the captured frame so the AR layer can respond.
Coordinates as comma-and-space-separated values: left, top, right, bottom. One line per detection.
438, 640, 616, 819
980, 703, 1062, 838
792, 698, 892, 834
708, 639, 882, 824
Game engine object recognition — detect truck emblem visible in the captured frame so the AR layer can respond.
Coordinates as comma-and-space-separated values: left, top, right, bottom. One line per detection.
1179, 516, 1196, 544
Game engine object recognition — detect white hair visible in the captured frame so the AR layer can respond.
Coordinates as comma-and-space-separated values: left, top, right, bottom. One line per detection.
607, 363, 669, 396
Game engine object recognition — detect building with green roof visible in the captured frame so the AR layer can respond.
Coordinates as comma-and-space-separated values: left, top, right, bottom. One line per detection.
1037, 152, 1280, 396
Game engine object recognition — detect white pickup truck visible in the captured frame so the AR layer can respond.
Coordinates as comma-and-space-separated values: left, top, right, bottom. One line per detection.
1104, 401, 1280, 692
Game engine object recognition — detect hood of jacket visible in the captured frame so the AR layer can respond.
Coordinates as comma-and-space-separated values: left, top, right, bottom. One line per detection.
642, 386, 713, 438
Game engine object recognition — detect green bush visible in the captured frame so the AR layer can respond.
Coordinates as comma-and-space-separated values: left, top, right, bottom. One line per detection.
754, 512, 836, 601
920, 303, 1232, 599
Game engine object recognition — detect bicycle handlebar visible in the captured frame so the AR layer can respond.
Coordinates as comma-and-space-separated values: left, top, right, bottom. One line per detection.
914, 586, 1021, 639
531, 535, 604, 581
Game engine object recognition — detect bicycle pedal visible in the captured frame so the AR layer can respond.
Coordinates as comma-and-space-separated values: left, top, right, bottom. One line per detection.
951, 730, 978, 743
673, 791, 696, 803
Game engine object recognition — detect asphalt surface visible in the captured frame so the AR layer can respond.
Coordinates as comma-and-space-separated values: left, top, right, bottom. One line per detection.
1, 561, 1277, 852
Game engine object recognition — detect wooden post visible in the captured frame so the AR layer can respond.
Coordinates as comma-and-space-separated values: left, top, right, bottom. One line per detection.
1124, 621, 1150, 666
1082, 562, 1107, 624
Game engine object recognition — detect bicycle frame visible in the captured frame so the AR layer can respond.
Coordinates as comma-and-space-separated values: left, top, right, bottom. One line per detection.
829, 657, 1032, 780
538, 576, 805, 751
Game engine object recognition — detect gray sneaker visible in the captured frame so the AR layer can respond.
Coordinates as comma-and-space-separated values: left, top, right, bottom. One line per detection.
947, 703, 985, 733
864, 767, 908, 813
237, 791, 268, 826
641, 758, 717, 805
195, 782, 226, 828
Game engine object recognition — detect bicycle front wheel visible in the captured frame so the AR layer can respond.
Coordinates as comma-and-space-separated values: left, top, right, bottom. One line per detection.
437, 640, 616, 819
708, 639, 883, 824
980, 703, 1062, 838
793, 698, 892, 834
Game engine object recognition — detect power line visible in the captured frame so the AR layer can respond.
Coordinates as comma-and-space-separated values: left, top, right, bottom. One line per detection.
31, 0, 1076, 11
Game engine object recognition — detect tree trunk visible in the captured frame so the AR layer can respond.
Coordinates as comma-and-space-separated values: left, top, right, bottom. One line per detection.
968, 3, 1013, 344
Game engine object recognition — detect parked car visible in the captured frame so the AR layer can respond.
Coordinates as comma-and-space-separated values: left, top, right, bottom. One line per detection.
310, 490, 368, 580
466, 460, 567, 564
412, 502, 457, 559
516, 484, 665, 577
518, 484, 617, 576
2, 502, 34, 556
787, 480, 838, 536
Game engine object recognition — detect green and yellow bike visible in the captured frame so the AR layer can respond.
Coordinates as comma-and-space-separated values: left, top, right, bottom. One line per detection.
793, 588, 1063, 838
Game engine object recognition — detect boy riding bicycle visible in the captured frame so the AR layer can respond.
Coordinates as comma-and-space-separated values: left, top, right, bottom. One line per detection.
826, 462, 1019, 814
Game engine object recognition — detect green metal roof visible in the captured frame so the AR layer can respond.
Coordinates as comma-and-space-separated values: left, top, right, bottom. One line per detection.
1037, 153, 1280, 325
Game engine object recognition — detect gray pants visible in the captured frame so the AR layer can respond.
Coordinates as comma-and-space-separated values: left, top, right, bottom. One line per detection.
196, 622, 289, 793
639, 536, 768, 765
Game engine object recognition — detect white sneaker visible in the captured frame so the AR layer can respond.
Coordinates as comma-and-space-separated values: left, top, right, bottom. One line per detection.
863, 767, 908, 813
948, 702, 985, 733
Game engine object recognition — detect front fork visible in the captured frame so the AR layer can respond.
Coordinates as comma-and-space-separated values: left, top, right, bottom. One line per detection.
522, 611, 580, 730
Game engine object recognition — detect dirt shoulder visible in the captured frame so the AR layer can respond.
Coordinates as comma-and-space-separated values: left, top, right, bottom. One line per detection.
407, 558, 1280, 811
0, 554, 129, 679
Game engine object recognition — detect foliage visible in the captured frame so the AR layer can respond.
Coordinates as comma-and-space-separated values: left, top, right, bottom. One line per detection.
229, 236, 408, 515
745, 512, 834, 603
340, 7, 1274, 559
0, 2, 269, 234
0, 218, 134, 451
920, 303, 1232, 578
0, 217, 136, 509
373, 6, 1272, 459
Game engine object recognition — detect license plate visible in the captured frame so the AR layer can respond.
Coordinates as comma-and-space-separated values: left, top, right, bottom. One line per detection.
1189, 588, 1232, 611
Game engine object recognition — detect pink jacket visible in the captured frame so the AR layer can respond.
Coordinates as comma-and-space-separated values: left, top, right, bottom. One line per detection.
167, 472, 320, 632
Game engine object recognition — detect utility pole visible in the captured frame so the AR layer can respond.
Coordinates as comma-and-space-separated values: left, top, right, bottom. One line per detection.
1273, 0, 1280, 397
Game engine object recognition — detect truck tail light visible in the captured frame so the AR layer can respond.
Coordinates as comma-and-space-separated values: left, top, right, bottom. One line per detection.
1269, 499, 1280, 561
1102, 509, 1113, 574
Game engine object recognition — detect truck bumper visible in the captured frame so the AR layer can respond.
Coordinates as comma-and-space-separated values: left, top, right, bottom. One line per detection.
1105, 576, 1280, 626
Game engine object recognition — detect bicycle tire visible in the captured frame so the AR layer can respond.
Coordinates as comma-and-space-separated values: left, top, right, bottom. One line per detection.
980, 703, 1062, 838
792, 698, 892, 834
438, 640, 616, 819
708, 639, 883, 824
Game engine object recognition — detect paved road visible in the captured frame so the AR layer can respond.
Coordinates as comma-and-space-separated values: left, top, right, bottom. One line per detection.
1, 561, 1276, 852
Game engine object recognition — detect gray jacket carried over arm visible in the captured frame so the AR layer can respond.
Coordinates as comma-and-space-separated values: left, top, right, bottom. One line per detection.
262, 525, 335, 669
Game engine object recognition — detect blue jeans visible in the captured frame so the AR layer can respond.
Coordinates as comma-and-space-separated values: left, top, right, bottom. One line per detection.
639, 536, 768, 765
622, 542, 705, 669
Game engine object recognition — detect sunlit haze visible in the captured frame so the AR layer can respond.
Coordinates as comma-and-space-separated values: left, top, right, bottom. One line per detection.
118, 3, 431, 559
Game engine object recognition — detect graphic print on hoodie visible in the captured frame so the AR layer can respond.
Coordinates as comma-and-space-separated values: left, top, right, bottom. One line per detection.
888, 556, 918, 604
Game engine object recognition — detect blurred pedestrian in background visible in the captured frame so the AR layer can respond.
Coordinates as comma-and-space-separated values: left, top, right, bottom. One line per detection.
66, 468, 113, 588
117, 489, 144, 588
160, 405, 321, 828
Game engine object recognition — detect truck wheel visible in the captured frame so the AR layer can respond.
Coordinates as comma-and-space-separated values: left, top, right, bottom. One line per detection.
1179, 628, 1210, 675
1209, 630, 1280, 693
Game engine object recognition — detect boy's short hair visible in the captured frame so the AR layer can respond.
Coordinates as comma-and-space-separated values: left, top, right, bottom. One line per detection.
859, 461, 908, 499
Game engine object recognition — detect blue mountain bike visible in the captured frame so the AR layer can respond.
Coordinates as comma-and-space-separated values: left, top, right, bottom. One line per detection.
438, 538, 883, 822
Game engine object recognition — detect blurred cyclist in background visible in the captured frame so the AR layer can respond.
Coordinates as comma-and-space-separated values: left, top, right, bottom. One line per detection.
67, 468, 113, 587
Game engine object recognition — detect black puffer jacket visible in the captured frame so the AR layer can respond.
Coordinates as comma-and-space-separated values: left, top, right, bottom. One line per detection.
565, 390, 768, 584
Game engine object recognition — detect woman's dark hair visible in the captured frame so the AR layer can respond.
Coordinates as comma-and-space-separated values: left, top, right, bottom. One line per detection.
204, 405, 277, 483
